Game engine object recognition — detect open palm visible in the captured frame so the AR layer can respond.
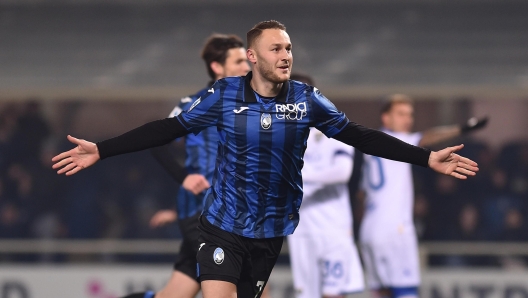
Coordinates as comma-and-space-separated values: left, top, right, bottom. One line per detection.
428, 144, 479, 179
52, 135, 100, 176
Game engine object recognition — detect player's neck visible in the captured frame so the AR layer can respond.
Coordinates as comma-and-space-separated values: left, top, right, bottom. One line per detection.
250, 72, 282, 97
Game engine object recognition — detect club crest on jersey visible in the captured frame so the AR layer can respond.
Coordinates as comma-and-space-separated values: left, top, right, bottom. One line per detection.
188, 97, 201, 112
261, 113, 272, 130
213, 247, 224, 265
275, 102, 307, 120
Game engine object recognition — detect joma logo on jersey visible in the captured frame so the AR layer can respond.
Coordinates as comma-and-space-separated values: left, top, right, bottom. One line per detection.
275, 102, 307, 120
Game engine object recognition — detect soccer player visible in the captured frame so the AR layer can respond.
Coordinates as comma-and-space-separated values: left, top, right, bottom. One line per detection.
122, 34, 250, 298
287, 73, 364, 298
52, 21, 478, 298
359, 94, 487, 298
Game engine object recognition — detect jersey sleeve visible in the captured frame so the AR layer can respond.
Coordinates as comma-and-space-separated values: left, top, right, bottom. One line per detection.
333, 124, 431, 167
177, 82, 223, 135
97, 116, 190, 160
310, 88, 350, 137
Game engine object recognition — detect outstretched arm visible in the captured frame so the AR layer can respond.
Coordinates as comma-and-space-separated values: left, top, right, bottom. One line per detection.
309, 88, 478, 180
52, 116, 190, 176
333, 122, 431, 167
332, 122, 478, 179
419, 116, 488, 147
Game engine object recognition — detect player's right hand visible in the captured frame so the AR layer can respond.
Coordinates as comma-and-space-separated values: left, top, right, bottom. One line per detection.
52, 135, 100, 176
150, 210, 178, 228
182, 174, 210, 195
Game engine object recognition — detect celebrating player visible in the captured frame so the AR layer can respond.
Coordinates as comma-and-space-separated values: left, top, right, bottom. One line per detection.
359, 94, 487, 298
52, 21, 478, 298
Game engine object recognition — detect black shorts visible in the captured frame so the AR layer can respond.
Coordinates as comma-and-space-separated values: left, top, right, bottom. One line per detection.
196, 216, 283, 298
173, 212, 201, 280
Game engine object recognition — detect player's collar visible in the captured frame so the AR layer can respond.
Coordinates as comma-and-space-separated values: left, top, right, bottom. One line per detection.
243, 71, 289, 103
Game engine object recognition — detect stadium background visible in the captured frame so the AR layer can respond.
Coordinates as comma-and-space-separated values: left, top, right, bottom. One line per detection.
1, 0, 528, 297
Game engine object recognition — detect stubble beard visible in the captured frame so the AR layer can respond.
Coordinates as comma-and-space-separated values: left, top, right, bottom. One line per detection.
257, 62, 288, 84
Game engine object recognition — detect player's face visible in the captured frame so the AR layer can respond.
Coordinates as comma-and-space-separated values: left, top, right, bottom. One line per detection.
250, 29, 293, 83
220, 48, 250, 78
382, 103, 414, 132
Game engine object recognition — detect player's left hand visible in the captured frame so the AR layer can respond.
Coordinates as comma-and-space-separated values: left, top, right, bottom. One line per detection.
428, 144, 479, 179
182, 174, 210, 195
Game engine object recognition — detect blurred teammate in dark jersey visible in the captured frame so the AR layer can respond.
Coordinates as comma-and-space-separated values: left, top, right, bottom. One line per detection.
122, 34, 250, 298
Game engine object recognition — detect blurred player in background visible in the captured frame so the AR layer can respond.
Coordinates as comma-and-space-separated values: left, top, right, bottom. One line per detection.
122, 33, 250, 298
287, 73, 364, 298
359, 94, 488, 298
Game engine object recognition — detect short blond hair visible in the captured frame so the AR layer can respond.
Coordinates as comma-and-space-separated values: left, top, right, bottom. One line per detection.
247, 20, 287, 49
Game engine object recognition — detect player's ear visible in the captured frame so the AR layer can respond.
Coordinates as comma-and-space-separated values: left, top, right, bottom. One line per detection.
247, 49, 257, 64
210, 61, 224, 77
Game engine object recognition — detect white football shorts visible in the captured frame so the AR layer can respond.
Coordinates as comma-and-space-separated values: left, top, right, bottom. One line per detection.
288, 233, 364, 298
360, 232, 420, 289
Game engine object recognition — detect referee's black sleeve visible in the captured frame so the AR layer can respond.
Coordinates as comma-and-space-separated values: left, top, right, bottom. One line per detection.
97, 115, 190, 160
333, 122, 431, 168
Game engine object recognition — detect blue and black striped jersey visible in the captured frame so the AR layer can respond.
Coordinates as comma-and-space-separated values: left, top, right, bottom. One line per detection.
176, 72, 349, 238
170, 87, 219, 219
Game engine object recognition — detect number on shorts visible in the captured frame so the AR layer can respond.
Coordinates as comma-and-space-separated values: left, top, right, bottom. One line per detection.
321, 260, 344, 279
